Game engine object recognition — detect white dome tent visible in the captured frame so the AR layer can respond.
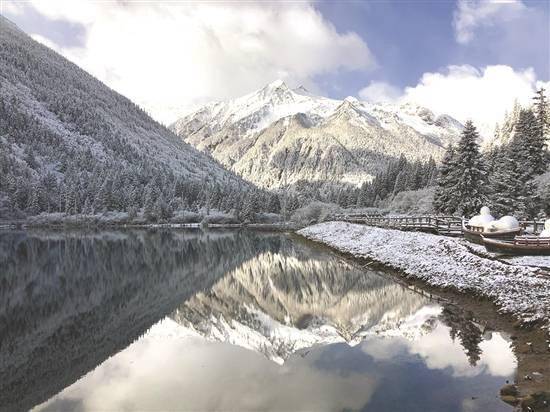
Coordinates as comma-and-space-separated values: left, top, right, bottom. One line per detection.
484, 215, 520, 232
463, 206, 523, 244
468, 206, 495, 227
540, 219, 550, 237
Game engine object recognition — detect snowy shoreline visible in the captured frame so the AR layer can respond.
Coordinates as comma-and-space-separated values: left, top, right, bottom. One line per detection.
298, 222, 550, 330
0, 220, 296, 231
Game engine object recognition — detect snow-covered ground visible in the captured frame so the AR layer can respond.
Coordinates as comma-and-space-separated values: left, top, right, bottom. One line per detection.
298, 222, 550, 329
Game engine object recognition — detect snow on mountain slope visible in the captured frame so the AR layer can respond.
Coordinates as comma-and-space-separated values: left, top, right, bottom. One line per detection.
172, 80, 464, 188
171, 246, 435, 363
0, 16, 248, 218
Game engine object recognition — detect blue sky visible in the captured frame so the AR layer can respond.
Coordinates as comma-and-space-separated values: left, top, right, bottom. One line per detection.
2, 0, 549, 130
316, 0, 549, 99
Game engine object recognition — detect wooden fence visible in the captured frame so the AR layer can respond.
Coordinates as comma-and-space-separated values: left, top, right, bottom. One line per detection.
331, 214, 546, 237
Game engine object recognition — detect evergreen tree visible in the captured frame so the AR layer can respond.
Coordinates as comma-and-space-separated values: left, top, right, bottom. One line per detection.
499, 100, 522, 144
489, 146, 523, 216
26, 188, 40, 215
452, 121, 488, 216
532, 87, 549, 173
267, 194, 281, 213
241, 192, 257, 222
95, 178, 112, 213
514, 108, 546, 178
533, 87, 549, 134
392, 170, 408, 195
433, 145, 459, 214
488, 108, 545, 218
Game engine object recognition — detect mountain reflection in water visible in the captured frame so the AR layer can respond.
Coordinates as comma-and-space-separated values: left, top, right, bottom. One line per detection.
0, 229, 516, 412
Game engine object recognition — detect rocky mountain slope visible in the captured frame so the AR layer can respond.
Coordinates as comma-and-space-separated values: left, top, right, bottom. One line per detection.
171, 238, 435, 363
172, 80, 464, 188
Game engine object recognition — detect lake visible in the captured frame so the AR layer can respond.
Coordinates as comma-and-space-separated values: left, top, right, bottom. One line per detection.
0, 229, 516, 411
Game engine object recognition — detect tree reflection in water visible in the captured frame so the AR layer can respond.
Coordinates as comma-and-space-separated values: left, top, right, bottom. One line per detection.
0, 228, 516, 412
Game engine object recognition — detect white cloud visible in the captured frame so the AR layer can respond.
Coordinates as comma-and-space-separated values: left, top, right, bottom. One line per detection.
408, 324, 516, 378
5, 1, 374, 124
34, 319, 377, 411
1, 0, 20, 15
30, 33, 60, 52
453, 0, 526, 44
402, 65, 546, 137
358, 81, 401, 103
358, 65, 548, 138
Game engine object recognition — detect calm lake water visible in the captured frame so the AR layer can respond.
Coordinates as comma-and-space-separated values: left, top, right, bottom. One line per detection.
0, 229, 516, 412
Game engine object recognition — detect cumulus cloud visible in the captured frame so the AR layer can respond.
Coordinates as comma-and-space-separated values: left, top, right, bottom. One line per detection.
408, 324, 516, 378
453, 0, 526, 44
358, 81, 402, 103
35, 320, 377, 411
358, 65, 548, 138
402, 65, 548, 137
4, 1, 374, 124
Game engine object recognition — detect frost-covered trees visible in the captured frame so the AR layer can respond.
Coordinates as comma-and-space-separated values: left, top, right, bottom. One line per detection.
514, 108, 547, 178
493, 100, 521, 146
434, 145, 458, 215
355, 156, 438, 208
442, 121, 487, 216
435, 122, 495, 216
488, 104, 549, 218
533, 88, 549, 142
0, 18, 267, 222
488, 145, 524, 216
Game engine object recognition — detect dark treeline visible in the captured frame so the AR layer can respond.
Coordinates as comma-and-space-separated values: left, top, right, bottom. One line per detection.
355, 155, 437, 208
276, 155, 437, 212
434, 88, 549, 218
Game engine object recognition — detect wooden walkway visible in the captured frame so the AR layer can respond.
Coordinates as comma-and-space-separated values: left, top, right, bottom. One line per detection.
331, 214, 546, 236
332, 214, 463, 236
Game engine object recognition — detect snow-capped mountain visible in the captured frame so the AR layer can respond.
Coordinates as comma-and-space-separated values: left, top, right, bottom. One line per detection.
171, 246, 438, 363
172, 80, 464, 188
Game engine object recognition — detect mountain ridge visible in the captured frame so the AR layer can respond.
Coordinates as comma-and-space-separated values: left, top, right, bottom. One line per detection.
171, 80, 464, 189
0, 16, 254, 219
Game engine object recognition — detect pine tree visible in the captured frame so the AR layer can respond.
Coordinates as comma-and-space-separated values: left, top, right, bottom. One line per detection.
533, 87, 549, 133
452, 121, 488, 216
267, 193, 281, 213
143, 184, 156, 221
241, 192, 257, 222
514, 108, 546, 178
95, 178, 112, 213
489, 146, 523, 216
532, 87, 549, 173
433, 145, 459, 214
488, 109, 545, 218
26, 188, 40, 215
499, 100, 522, 144
392, 170, 408, 195
82, 197, 92, 215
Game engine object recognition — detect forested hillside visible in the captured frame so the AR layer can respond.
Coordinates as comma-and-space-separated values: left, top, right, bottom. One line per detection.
0, 17, 264, 221
434, 89, 549, 218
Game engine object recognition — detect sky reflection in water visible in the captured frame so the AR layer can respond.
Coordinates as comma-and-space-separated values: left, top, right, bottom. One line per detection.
0, 229, 516, 412
34, 318, 515, 412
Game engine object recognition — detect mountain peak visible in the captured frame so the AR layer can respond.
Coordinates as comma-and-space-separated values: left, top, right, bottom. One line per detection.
257, 79, 294, 104
293, 85, 310, 95
335, 96, 361, 114
263, 79, 289, 92
268, 79, 286, 88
